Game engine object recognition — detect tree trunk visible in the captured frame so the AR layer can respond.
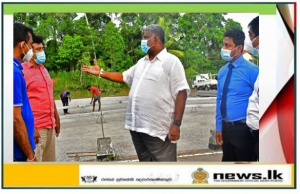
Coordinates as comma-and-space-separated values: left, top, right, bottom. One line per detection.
70, 61, 75, 72
80, 63, 83, 84
111, 46, 113, 71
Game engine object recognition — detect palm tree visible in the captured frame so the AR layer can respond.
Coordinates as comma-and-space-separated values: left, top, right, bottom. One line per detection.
157, 17, 184, 58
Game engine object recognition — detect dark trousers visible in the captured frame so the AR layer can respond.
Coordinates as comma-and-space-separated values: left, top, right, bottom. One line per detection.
222, 123, 255, 162
93, 95, 101, 111
252, 130, 259, 161
130, 131, 177, 162
61, 97, 69, 113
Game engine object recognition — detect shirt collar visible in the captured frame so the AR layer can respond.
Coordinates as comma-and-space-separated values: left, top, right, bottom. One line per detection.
230, 55, 245, 68
144, 48, 167, 62
13, 57, 23, 70
156, 48, 167, 61
23, 61, 44, 69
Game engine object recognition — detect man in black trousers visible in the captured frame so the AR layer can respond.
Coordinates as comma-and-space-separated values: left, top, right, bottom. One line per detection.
60, 90, 71, 115
215, 29, 259, 162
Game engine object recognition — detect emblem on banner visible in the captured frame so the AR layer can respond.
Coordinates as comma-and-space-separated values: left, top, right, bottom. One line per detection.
81, 176, 98, 183
192, 168, 209, 184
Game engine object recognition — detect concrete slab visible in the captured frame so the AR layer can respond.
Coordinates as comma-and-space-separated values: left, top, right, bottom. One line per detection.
55, 96, 221, 162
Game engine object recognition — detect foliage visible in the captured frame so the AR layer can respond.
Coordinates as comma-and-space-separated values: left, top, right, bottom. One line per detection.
57, 35, 84, 71
14, 12, 245, 96
178, 13, 242, 79
50, 70, 128, 100
99, 22, 126, 72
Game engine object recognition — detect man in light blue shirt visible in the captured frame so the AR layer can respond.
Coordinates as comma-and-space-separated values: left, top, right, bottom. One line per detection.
215, 29, 259, 162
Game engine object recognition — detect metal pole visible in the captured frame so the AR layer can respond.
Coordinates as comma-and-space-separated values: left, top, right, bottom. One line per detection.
100, 109, 105, 138
84, 13, 97, 60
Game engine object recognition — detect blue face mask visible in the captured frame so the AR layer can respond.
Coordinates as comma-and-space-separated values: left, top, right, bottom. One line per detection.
252, 46, 259, 56
141, 37, 155, 54
220, 47, 237, 62
34, 51, 46, 64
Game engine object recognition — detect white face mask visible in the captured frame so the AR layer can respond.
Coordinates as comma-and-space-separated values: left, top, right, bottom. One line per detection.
21, 42, 33, 62
251, 36, 259, 56
244, 42, 259, 56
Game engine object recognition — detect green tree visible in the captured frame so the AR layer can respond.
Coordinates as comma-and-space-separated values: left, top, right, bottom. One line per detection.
26, 13, 78, 72
85, 13, 111, 35
178, 13, 242, 79
45, 40, 60, 71
99, 22, 125, 72
157, 16, 184, 58
57, 35, 84, 71
224, 18, 243, 31
118, 13, 182, 64
119, 13, 144, 64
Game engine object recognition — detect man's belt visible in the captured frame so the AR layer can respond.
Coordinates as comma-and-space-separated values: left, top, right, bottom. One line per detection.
222, 119, 246, 127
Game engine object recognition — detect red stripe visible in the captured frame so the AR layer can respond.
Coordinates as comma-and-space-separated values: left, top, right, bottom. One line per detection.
260, 76, 295, 164
277, 76, 294, 164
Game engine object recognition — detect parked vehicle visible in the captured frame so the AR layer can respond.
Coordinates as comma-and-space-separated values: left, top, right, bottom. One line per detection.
192, 74, 217, 91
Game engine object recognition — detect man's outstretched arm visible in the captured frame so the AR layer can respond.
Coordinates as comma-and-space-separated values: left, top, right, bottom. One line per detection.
81, 59, 124, 83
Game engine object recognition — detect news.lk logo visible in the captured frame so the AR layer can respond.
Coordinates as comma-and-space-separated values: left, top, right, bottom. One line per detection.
213, 170, 283, 183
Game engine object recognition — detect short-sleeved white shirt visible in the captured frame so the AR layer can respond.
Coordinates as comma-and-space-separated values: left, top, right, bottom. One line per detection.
122, 48, 190, 141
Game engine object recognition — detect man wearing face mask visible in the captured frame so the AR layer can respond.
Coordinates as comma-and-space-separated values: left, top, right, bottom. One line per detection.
248, 16, 259, 57
82, 24, 190, 161
215, 29, 259, 162
22, 35, 60, 162
246, 16, 259, 161
13, 23, 37, 162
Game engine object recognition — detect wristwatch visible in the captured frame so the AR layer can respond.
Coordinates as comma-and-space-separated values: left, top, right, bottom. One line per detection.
173, 120, 181, 127
98, 68, 104, 78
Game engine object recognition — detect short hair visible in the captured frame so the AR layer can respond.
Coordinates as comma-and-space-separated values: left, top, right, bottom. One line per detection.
248, 16, 259, 37
224, 29, 245, 50
14, 23, 34, 48
144, 24, 165, 44
32, 35, 44, 44
86, 86, 91, 90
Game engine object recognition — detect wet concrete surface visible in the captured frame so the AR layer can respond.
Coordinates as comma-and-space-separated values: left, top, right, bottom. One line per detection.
55, 96, 222, 162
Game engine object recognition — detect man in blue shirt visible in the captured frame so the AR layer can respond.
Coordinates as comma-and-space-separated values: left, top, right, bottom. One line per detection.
215, 29, 259, 162
13, 23, 37, 162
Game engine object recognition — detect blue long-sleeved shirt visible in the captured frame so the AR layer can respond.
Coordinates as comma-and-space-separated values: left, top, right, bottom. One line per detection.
216, 55, 259, 131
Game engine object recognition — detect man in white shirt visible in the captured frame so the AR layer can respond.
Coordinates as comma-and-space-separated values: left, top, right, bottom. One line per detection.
246, 16, 259, 161
82, 24, 190, 161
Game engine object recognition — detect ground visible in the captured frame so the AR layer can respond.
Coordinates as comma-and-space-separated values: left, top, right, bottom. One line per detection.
55, 91, 222, 162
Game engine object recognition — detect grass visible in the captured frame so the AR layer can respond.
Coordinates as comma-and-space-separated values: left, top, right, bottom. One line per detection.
50, 70, 130, 100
